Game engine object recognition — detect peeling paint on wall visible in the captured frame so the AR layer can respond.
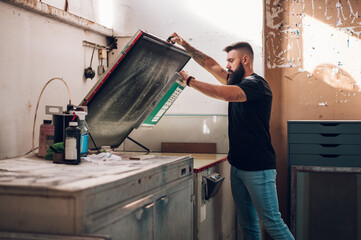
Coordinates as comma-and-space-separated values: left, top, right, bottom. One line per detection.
266, 0, 303, 69
266, 0, 361, 75
265, 0, 361, 221
266, 0, 361, 107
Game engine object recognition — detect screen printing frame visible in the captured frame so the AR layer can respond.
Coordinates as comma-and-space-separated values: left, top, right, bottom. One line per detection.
81, 30, 191, 149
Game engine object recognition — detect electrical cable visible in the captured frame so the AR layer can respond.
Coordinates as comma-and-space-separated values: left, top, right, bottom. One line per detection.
9, 147, 38, 159
32, 77, 72, 155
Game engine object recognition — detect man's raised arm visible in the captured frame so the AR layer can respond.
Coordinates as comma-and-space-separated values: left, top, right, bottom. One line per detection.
169, 32, 228, 85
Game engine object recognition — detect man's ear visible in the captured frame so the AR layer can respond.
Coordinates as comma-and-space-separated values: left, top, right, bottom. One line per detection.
242, 55, 249, 66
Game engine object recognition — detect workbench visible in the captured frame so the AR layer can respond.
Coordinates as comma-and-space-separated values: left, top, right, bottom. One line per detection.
0, 153, 193, 239
0, 153, 235, 240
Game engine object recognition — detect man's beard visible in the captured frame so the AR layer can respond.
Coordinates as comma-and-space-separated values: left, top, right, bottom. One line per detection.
227, 62, 245, 85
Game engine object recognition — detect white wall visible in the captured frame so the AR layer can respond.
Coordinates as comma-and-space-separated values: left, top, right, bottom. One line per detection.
0, 1, 108, 159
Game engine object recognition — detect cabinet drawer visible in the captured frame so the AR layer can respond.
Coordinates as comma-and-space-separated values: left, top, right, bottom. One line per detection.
288, 122, 361, 134
289, 144, 361, 155
289, 133, 361, 144
289, 154, 361, 167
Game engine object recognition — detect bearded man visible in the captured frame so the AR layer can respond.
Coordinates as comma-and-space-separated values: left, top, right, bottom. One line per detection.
169, 33, 294, 240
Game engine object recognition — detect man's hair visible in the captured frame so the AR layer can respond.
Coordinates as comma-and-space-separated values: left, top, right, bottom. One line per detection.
223, 42, 254, 62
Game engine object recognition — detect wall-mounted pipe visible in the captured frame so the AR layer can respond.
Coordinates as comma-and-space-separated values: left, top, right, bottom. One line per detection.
1, 0, 113, 37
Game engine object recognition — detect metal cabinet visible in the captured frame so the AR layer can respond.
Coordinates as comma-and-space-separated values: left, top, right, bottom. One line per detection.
154, 181, 193, 240
94, 194, 154, 240
89, 177, 193, 240
287, 121, 361, 240
0, 155, 193, 240
193, 156, 236, 240
288, 120, 361, 166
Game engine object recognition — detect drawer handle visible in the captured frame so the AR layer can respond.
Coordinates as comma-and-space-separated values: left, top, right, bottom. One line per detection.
159, 196, 169, 205
320, 133, 340, 137
320, 123, 340, 126
320, 154, 340, 158
145, 203, 154, 209
320, 144, 340, 147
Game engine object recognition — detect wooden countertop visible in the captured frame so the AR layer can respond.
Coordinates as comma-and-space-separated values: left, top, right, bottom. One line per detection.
94, 151, 228, 172
151, 152, 228, 172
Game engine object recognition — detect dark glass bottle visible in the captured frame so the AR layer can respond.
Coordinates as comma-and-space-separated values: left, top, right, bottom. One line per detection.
64, 121, 81, 164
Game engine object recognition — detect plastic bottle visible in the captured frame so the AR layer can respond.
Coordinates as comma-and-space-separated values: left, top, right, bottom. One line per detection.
38, 120, 54, 158
64, 121, 81, 164
76, 112, 89, 157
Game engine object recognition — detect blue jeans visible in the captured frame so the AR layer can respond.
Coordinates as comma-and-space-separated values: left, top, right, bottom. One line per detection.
230, 166, 294, 240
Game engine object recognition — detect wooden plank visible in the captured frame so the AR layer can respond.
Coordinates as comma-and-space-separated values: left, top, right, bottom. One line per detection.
0, 231, 109, 240
161, 142, 216, 154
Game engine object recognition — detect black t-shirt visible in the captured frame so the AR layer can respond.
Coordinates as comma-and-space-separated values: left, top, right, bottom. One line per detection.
227, 73, 276, 171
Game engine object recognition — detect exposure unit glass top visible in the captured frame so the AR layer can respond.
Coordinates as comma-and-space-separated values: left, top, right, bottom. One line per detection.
81, 30, 190, 149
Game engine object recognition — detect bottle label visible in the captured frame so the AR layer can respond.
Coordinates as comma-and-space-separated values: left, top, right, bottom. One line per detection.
65, 137, 77, 160
46, 135, 54, 150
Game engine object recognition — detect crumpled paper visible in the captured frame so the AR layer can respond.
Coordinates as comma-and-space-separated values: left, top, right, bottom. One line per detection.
82, 152, 122, 162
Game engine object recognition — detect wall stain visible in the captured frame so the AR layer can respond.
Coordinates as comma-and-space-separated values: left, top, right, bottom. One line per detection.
27, 101, 32, 114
